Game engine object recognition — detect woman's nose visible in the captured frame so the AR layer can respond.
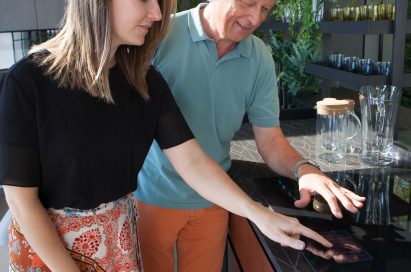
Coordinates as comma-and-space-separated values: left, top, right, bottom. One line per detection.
148, 0, 162, 21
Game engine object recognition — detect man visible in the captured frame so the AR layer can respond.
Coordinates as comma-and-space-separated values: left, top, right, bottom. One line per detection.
136, 0, 365, 271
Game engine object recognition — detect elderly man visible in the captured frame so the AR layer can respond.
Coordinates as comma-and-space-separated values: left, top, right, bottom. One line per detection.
136, 0, 365, 271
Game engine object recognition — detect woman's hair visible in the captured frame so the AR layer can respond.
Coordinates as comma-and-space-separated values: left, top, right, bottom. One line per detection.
30, 0, 176, 102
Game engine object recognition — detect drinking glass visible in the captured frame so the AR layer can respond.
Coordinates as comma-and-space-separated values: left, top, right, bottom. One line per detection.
329, 54, 344, 69
358, 58, 374, 75
377, 3, 386, 20
359, 5, 368, 20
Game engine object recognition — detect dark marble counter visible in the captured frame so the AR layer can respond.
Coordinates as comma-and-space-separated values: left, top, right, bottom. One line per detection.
228, 120, 411, 272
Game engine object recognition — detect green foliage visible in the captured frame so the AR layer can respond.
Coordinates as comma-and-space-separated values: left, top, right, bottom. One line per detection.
254, 30, 271, 44
409, 0, 411, 19
270, 32, 321, 96
268, 0, 330, 95
177, 0, 201, 12
402, 87, 411, 108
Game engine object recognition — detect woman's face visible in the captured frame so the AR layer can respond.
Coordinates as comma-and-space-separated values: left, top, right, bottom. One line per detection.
111, 0, 162, 48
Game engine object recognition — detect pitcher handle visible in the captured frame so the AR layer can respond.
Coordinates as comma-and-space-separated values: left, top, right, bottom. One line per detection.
347, 111, 361, 141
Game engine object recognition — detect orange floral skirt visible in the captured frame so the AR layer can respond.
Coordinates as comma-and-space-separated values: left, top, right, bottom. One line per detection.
8, 193, 141, 272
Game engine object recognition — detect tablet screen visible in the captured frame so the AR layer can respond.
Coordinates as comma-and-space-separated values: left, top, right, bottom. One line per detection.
302, 230, 373, 264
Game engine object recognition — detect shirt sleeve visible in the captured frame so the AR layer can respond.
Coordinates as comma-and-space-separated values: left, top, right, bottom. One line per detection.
247, 41, 280, 128
151, 68, 194, 149
0, 70, 42, 187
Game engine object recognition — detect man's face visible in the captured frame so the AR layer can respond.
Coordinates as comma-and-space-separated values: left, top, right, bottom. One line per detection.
215, 0, 275, 43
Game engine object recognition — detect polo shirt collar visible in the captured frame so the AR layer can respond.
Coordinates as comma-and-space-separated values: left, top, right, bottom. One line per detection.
187, 3, 252, 58
188, 3, 210, 42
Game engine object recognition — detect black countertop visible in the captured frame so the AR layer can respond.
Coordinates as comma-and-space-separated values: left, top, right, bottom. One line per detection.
229, 120, 411, 272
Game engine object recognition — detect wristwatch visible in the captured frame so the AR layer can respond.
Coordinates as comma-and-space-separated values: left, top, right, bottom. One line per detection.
291, 159, 320, 181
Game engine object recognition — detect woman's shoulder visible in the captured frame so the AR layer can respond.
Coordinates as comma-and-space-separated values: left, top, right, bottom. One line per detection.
146, 65, 168, 89
5, 51, 48, 82
145, 65, 172, 100
1, 51, 53, 105
147, 65, 162, 79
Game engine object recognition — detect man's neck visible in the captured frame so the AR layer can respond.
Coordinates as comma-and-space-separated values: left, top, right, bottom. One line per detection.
201, 4, 237, 59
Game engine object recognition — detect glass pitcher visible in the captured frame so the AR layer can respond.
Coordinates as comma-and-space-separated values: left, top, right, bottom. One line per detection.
345, 99, 362, 153
315, 99, 361, 163
359, 85, 401, 165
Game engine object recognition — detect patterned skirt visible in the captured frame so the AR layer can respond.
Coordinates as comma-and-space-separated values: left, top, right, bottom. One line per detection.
8, 193, 141, 272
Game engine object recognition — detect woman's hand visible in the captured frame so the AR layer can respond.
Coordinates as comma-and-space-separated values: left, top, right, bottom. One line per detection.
248, 203, 333, 250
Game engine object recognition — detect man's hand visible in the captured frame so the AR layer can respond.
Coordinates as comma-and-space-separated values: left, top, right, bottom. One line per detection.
252, 126, 366, 219
294, 164, 366, 218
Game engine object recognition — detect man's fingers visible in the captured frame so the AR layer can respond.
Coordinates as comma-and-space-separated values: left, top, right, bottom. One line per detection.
317, 186, 343, 218
294, 189, 311, 208
328, 184, 358, 213
340, 187, 366, 205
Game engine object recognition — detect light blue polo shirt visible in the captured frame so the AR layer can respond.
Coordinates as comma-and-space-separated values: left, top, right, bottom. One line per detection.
136, 4, 280, 209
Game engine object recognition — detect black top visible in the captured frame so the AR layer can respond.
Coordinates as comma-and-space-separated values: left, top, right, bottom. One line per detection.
0, 54, 194, 209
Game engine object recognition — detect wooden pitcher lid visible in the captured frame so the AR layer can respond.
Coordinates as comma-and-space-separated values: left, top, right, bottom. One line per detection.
343, 99, 355, 110
316, 98, 350, 115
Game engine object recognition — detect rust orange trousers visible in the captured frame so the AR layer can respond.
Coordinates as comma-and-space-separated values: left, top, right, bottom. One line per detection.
137, 200, 228, 272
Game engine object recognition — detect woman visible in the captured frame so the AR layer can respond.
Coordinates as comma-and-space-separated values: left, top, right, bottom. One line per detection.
0, 0, 331, 271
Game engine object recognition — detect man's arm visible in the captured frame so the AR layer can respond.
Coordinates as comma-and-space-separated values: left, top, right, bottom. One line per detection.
252, 126, 365, 218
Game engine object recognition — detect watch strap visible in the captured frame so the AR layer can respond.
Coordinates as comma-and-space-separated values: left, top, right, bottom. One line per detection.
291, 159, 320, 181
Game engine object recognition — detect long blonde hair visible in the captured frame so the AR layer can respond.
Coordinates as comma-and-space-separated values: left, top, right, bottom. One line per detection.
30, 0, 176, 102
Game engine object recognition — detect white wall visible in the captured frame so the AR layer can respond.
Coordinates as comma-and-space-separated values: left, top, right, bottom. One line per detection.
0, 33, 14, 70
0, 0, 65, 32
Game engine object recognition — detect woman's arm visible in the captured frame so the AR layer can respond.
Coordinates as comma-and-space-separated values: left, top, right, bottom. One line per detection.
163, 139, 332, 250
3, 186, 80, 272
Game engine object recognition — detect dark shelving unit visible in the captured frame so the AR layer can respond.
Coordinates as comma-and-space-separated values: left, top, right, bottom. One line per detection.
303, 0, 410, 139
258, 1, 409, 94
260, 0, 411, 135
305, 63, 389, 90
261, 19, 394, 35
303, 0, 411, 95
403, 74, 411, 87
259, 19, 302, 33
318, 20, 394, 34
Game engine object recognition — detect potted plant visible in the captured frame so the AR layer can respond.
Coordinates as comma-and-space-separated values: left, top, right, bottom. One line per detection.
268, 0, 333, 110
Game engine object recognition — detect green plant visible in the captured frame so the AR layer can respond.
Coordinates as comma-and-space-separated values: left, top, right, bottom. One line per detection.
177, 0, 200, 12
268, 0, 331, 96
270, 34, 321, 96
